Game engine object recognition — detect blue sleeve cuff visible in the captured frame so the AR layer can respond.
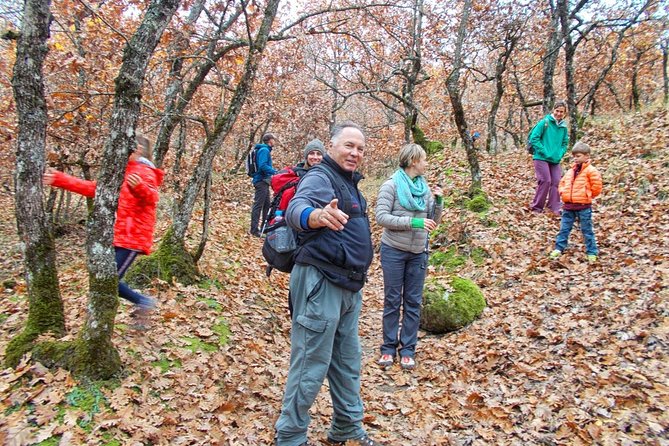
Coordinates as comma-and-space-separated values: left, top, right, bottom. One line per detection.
300, 207, 315, 229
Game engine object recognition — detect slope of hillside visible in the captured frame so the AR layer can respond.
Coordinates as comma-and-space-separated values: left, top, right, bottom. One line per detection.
1, 108, 667, 445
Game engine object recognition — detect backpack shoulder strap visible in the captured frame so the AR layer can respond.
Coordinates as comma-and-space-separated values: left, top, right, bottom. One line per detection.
313, 164, 354, 215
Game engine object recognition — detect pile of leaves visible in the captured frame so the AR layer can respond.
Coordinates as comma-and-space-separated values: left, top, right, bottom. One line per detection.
1, 107, 667, 445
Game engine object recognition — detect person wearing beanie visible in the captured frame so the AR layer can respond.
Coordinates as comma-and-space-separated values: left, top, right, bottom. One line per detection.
302, 138, 324, 168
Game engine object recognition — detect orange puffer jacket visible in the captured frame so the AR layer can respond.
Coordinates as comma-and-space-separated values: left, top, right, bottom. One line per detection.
558, 161, 602, 204
51, 159, 164, 254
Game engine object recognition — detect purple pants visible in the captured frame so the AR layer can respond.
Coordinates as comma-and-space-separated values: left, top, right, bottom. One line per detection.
531, 160, 562, 213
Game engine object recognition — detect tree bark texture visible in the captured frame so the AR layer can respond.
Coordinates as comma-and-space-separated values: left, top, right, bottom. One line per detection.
557, 0, 579, 145
6, 0, 66, 368
171, 0, 281, 244
153, 3, 244, 168
485, 23, 520, 154
75, 0, 180, 379
542, 2, 561, 114
663, 41, 668, 106
446, 0, 481, 190
403, 0, 425, 143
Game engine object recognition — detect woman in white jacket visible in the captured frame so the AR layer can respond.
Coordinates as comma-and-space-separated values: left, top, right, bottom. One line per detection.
376, 144, 443, 370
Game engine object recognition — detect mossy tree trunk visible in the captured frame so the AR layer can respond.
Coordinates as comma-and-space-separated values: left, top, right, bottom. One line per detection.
5, 0, 65, 368
445, 0, 481, 192
69, 0, 179, 379
147, 0, 280, 285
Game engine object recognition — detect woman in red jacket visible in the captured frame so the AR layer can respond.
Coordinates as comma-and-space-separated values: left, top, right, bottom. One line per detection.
43, 135, 164, 329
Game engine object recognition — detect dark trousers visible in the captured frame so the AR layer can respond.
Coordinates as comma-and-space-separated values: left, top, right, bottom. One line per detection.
115, 247, 153, 308
379, 243, 428, 359
250, 180, 271, 235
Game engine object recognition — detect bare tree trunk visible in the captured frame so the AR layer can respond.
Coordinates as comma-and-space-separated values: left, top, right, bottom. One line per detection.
446, 0, 481, 191
542, 1, 562, 114
5, 0, 65, 368
153, 3, 244, 168
153, 0, 206, 168
486, 21, 521, 154
631, 49, 644, 111
663, 40, 668, 106
557, 0, 579, 145
66, 0, 179, 379
403, 0, 425, 143
605, 80, 626, 110
193, 171, 211, 263
146, 0, 281, 285
581, 2, 650, 116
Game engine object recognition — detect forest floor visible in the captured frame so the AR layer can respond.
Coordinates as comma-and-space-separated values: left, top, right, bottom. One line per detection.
1, 107, 668, 446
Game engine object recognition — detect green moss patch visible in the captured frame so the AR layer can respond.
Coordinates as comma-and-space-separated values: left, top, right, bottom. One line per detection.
125, 227, 199, 288
151, 354, 182, 373
429, 247, 466, 271
420, 277, 486, 333
412, 124, 444, 155
466, 194, 490, 213
181, 337, 219, 353
212, 318, 231, 346
470, 247, 488, 266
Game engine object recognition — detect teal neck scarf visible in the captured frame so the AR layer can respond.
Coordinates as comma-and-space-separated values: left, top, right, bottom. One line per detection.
392, 168, 429, 211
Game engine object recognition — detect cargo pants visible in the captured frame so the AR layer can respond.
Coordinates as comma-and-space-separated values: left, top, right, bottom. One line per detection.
274, 264, 366, 446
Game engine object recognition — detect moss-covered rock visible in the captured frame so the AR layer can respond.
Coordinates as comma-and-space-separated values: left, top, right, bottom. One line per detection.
420, 276, 486, 333
466, 193, 490, 213
125, 227, 199, 288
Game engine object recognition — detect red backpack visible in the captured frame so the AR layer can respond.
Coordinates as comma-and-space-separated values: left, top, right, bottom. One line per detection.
264, 166, 307, 226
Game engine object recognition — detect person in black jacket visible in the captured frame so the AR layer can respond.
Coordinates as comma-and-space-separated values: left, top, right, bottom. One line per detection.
274, 122, 381, 446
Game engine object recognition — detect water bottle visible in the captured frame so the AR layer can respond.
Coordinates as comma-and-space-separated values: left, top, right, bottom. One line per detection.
274, 210, 284, 224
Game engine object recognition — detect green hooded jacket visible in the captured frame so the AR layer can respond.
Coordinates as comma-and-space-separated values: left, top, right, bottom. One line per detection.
530, 114, 569, 164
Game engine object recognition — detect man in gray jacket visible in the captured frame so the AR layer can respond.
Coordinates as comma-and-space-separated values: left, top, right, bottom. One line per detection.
274, 122, 380, 446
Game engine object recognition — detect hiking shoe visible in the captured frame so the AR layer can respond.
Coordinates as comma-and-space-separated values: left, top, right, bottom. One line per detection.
548, 249, 562, 260
327, 434, 382, 445
377, 354, 394, 367
587, 254, 598, 263
400, 356, 416, 370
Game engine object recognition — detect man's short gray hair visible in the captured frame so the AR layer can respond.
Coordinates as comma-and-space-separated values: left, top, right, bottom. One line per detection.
330, 121, 365, 144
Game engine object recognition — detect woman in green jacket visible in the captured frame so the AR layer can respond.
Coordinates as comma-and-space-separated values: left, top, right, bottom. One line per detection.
529, 101, 569, 214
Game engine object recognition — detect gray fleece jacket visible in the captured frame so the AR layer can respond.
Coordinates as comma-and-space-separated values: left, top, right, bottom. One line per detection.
375, 177, 443, 254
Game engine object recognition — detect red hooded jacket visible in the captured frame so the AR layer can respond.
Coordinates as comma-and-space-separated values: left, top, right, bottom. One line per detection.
50, 159, 164, 254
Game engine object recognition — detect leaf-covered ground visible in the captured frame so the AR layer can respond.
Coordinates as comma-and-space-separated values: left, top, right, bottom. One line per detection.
1, 108, 668, 445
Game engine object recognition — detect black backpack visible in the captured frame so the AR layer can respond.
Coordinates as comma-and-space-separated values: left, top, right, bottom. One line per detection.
526, 117, 549, 155
245, 146, 259, 176
261, 164, 351, 276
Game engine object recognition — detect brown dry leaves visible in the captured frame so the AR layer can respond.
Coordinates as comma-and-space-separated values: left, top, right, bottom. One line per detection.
1, 109, 668, 445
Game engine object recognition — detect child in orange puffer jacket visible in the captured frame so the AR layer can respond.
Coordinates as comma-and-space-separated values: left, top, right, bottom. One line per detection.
43, 135, 163, 329
549, 141, 603, 262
